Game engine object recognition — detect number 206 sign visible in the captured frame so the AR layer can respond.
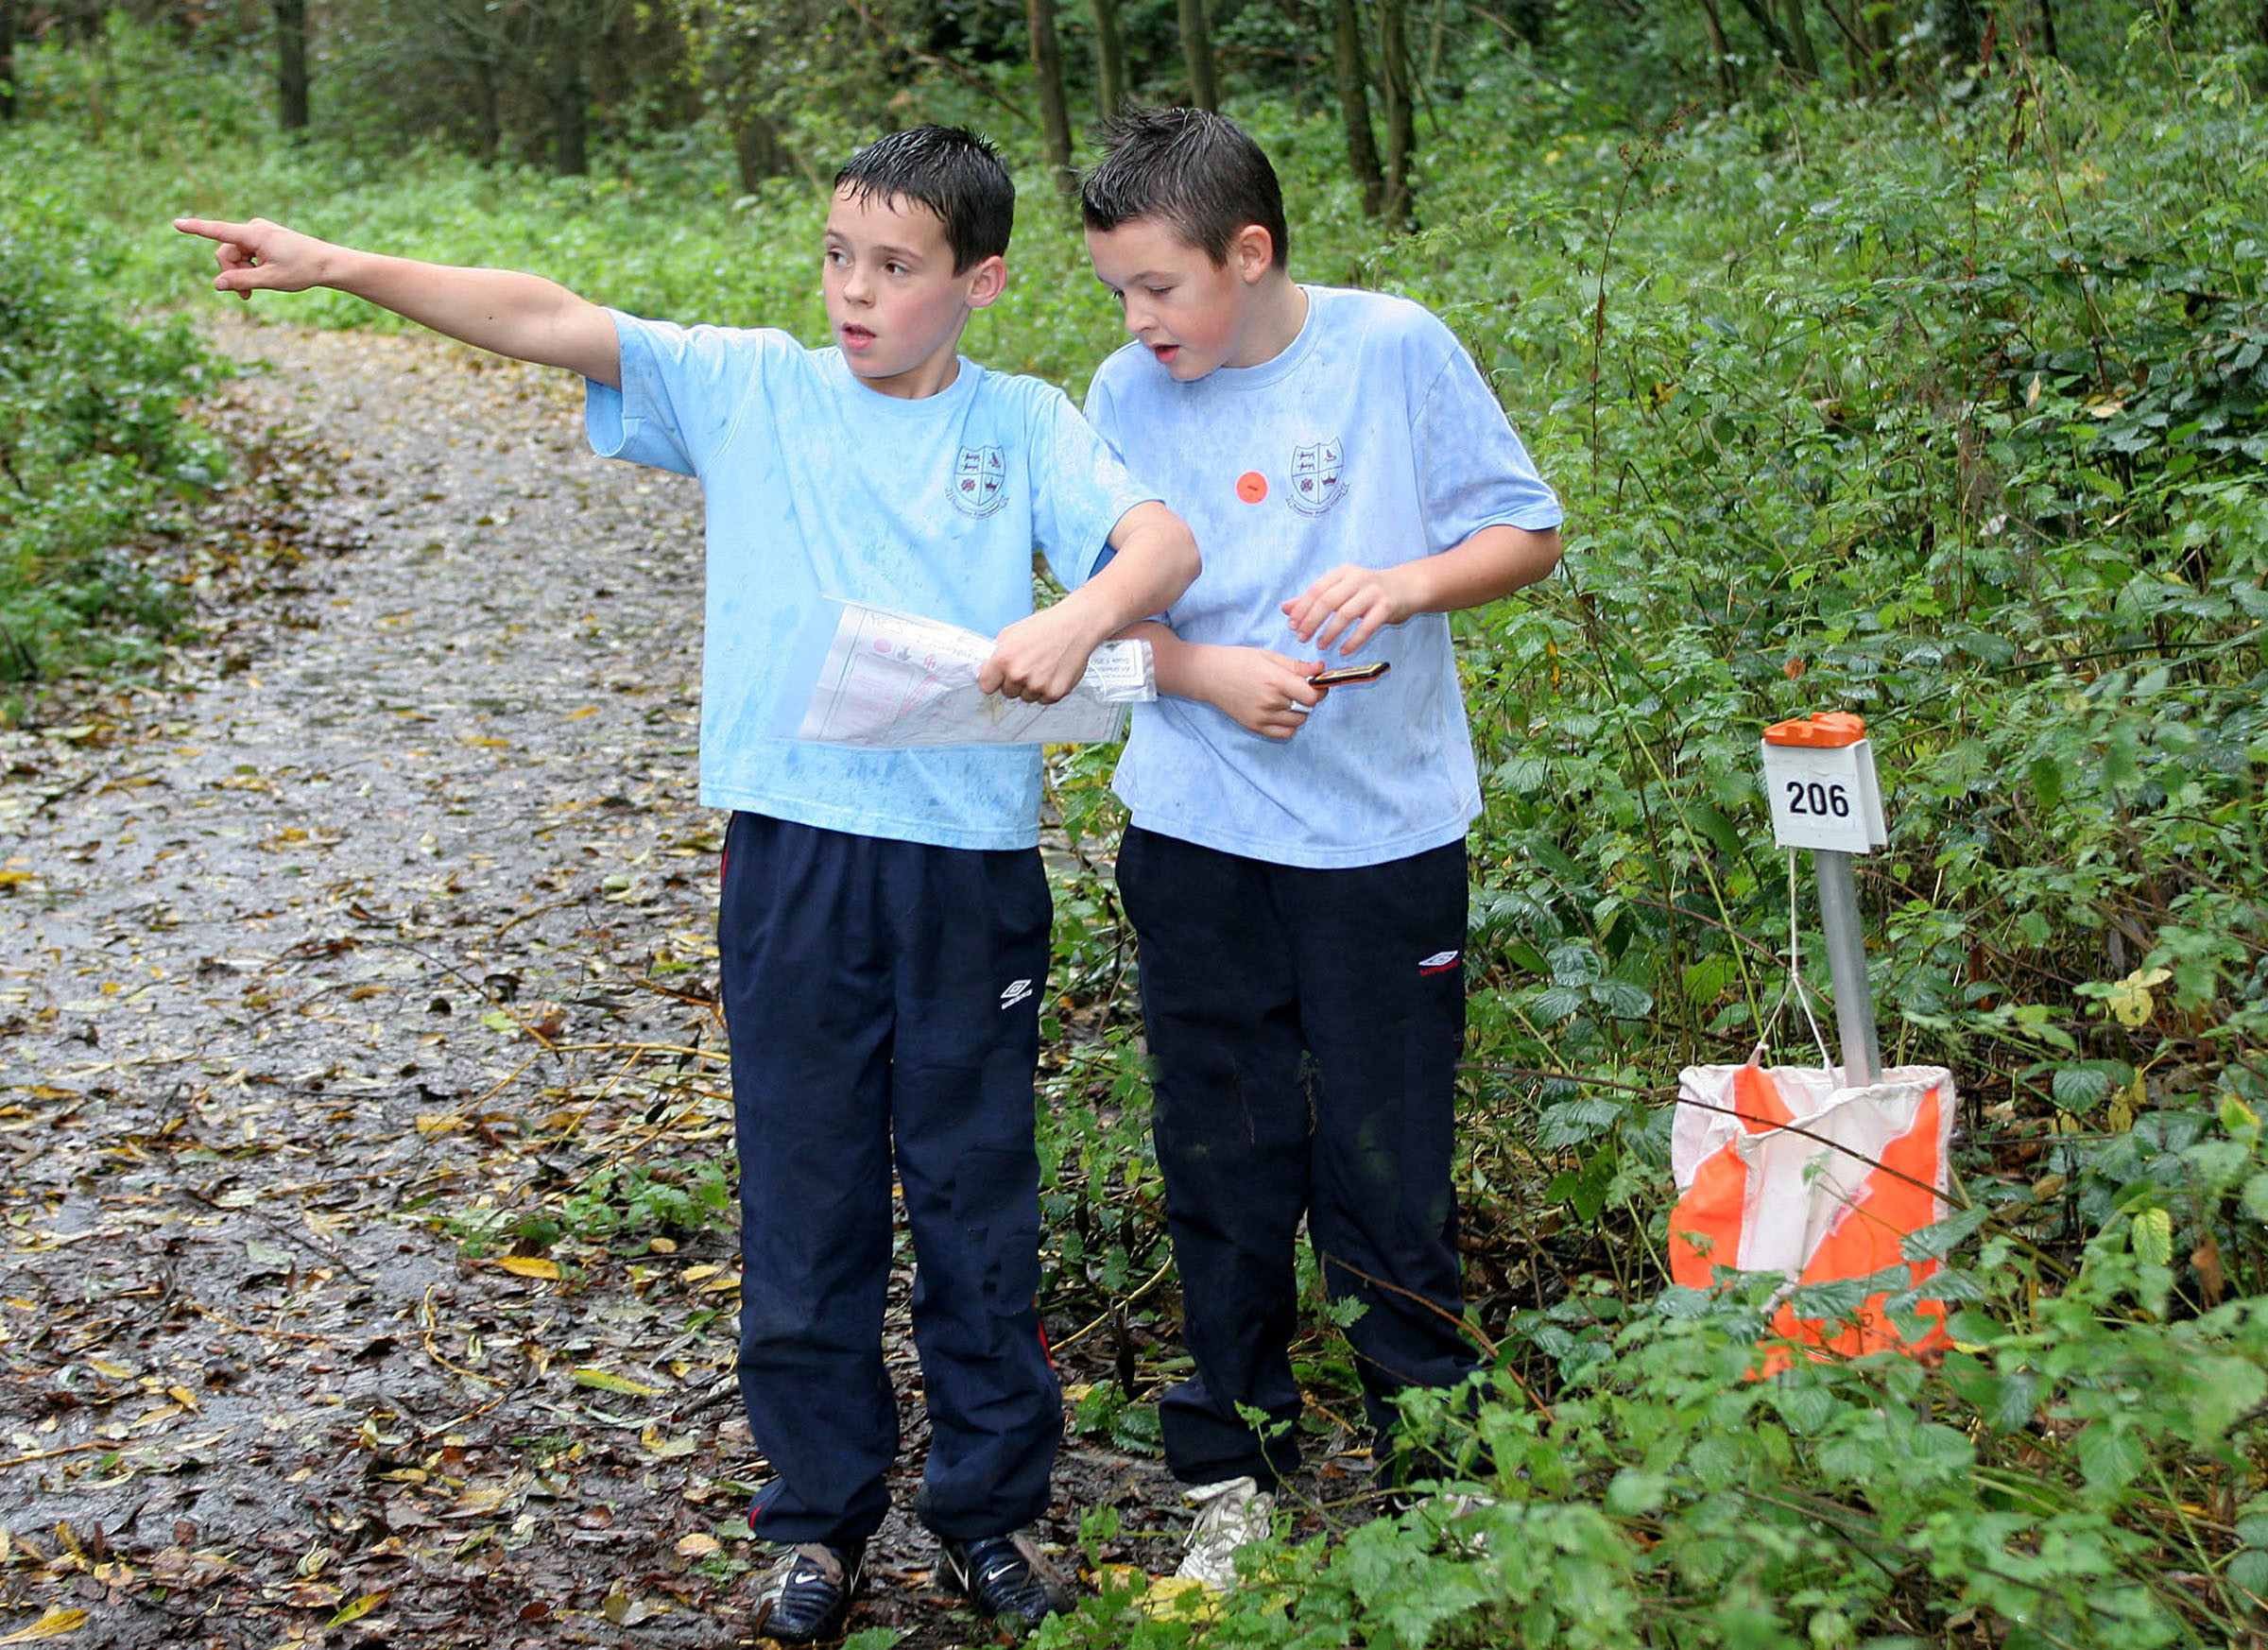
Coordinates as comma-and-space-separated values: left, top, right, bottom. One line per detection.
1760, 713, 1890, 854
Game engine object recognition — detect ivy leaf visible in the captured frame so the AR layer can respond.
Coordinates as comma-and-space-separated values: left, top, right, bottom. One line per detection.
1604, 1468, 1669, 1514
1771, 1381, 1835, 1436
2027, 751, 2066, 813
1590, 978, 1654, 1019
2243, 1172, 2268, 1226
1497, 753, 1549, 794
2185, 1356, 2266, 1446
1991, 1368, 2042, 1434
1546, 942, 1598, 986
1682, 803, 1743, 858
1906, 1421, 1977, 1482
2229, 1550, 2268, 1600
2074, 1422, 2145, 1490
2049, 1064, 2110, 1112
1814, 1432, 1875, 1486
2101, 720, 2142, 789
1531, 985, 1587, 1023
2131, 1207, 2174, 1267
2102, 966, 2171, 1028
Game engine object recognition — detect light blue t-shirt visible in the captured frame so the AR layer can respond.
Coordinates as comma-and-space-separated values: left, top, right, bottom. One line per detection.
1086, 285, 1563, 869
588, 312, 1153, 851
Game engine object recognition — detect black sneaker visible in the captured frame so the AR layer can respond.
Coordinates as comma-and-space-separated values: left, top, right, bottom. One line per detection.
750, 1540, 864, 1645
937, 1531, 1073, 1633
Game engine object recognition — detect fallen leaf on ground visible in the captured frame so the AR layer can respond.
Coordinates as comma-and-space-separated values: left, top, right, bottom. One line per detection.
0, 1611, 90, 1645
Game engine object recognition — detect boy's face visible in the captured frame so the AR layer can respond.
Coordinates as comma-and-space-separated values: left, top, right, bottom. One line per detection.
821, 186, 1004, 398
1085, 216, 1275, 382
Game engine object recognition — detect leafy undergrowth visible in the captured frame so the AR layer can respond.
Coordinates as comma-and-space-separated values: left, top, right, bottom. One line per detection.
1032, 50, 2268, 1650
0, 203, 232, 718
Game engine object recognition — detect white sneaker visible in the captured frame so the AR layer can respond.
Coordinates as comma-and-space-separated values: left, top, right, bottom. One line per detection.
1419, 1489, 1495, 1554
1174, 1474, 1275, 1589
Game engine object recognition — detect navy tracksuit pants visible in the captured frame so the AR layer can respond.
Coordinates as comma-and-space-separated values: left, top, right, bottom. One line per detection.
1115, 825, 1478, 1488
717, 813, 1060, 1548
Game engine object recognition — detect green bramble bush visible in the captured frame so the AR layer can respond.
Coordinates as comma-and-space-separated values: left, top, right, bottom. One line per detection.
0, 200, 230, 704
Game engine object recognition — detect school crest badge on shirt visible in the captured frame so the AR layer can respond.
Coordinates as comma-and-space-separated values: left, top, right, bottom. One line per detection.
1287, 438, 1347, 516
951, 445, 1008, 517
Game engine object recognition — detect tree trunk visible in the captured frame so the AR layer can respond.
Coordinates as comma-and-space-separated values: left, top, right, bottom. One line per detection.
1026, 0, 1075, 198
732, 107, 789, 193
1378, 0, 1415, 228
546, 35, 588, 175
472, 48, 500, 164
1331, 0, 1383, 219
1726, 0, 1795, 68
1817, 0, 1874, 89
1177, 0, 1217, 110
1777, 0, 1817, 75
1693, 0, 1739, 103
1936, 0, 1984, 66
0, 1, 17, 124
2036, 0, 2060, 57
274, 0, 309, 130
1092, 0, 1127, 117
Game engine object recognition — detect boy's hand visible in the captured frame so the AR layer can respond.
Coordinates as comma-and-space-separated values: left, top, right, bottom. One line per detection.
175, 216, 335, 299
1282, 563, 1420, 655
982, 604, 1105, 705
1187, 645, 1326, 741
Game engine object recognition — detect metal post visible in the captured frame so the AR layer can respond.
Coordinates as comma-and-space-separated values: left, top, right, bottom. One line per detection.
1813, 849, 1881, 1087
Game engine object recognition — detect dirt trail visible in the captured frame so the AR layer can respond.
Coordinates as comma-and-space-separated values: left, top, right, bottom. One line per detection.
0, 321, 1160, 1647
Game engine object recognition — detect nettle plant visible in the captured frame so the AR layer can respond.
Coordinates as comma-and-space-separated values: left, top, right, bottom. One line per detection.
1047, 1099, 2268, 1648
1409, 62, 2266, 1216
0, 203, 230, 697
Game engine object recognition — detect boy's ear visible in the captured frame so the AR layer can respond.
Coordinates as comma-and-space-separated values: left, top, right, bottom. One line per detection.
1231, 224, 1277, 283
965, 253, 1007, 310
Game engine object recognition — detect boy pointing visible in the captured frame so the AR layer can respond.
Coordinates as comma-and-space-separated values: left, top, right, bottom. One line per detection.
182, 124, 1198, 1641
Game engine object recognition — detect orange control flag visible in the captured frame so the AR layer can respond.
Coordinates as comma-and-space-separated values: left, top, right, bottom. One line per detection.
1669, 1061, 1956, 1371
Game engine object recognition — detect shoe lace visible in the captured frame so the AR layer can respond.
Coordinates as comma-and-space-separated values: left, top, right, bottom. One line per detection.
1187, 1484, 1271, 1564
761, 1542, 844, 1597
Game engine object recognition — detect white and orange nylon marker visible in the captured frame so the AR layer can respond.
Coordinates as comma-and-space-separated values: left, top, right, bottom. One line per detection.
1668, 713, 1953, 1368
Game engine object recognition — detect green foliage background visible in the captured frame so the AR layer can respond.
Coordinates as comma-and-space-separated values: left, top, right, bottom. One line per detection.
4, 6, 2266, 1643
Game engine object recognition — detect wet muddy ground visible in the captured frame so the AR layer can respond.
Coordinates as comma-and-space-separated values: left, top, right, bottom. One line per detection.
0, 322, 1204, 1647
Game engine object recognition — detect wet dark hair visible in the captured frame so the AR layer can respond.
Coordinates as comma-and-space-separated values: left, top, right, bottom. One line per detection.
834, 125, 1014, 274
1080, 107, 1289, 270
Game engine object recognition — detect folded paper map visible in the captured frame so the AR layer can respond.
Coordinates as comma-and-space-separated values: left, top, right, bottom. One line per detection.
788, 600, 1155, 748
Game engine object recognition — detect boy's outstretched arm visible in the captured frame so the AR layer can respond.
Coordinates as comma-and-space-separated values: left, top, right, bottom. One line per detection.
1283, 524, 1562, 656
174, 216, 622, 387
979, 501, 1200, 704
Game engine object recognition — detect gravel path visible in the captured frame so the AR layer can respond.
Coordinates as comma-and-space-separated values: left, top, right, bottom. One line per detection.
0, 319, 1167, 1648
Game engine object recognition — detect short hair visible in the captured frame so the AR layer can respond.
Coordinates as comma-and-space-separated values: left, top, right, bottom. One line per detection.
834, 126, 1014, 274
1080, 107, 1289, 270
